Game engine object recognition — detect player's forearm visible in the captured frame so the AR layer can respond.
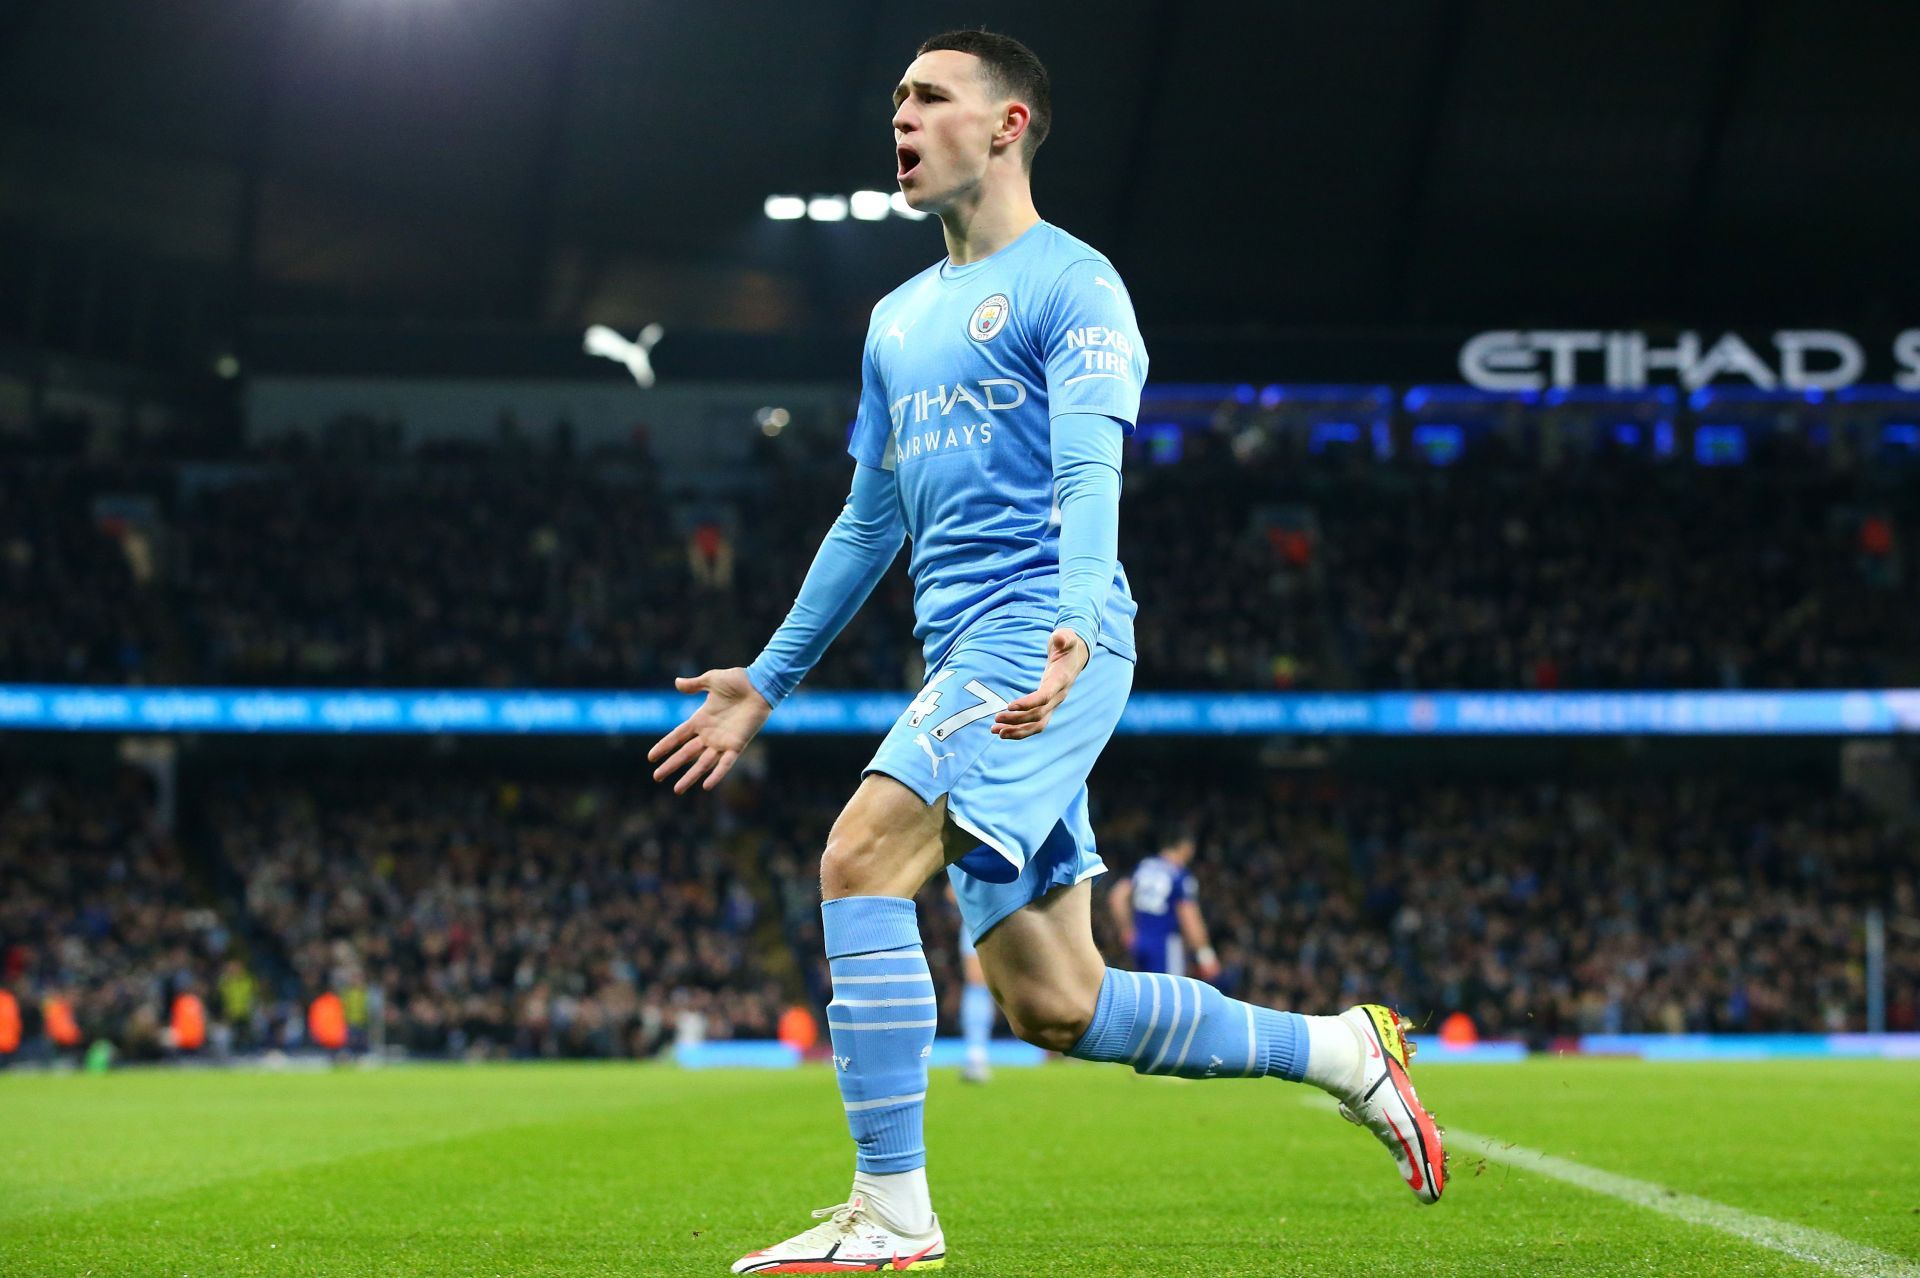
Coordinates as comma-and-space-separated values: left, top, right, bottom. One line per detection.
1176, 901, 1213, 953
1051, 412, 1125, 652
745, 464, 904, 707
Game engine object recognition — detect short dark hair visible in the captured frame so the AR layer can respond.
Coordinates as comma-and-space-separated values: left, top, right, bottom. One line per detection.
1160, 822, 1201, 857
916, 29, 1051, 167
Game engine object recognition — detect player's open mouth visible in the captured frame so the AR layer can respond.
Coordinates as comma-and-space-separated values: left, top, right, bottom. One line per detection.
896, 145, 921, 181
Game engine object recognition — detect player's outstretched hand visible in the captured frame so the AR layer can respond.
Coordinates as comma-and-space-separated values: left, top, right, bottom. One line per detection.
993, 628, 1090, 741
648, 668, 772, 794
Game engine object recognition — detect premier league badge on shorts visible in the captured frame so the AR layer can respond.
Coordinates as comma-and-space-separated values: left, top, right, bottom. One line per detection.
969, 293, 1010, 341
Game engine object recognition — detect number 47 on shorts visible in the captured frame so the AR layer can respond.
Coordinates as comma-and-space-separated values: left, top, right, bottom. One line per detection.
906, 669, 1009, 742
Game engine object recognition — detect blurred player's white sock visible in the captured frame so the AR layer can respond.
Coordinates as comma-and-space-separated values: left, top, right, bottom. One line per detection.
960, 981, 993, 1072
1301, 1014, 1366, 1097
852, 1168, 934, 1237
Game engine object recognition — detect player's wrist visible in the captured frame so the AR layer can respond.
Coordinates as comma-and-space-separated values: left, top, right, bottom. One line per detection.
1054, 623, 1094, 672
1196, 945, 1217, 968
742, 660, 786, 708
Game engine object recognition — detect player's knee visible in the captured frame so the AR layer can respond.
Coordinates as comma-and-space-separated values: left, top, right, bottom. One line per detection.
1000, 985, 1097, 1054
820, 822, 930, 899
820, 777, 952, 900
819, 828, 884, 898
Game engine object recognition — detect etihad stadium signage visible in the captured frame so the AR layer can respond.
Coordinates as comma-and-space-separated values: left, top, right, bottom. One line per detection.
1459, 329, 1920, 393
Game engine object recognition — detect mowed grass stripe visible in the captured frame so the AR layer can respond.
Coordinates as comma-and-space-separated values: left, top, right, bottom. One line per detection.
4, 1061, 1909, 1276
0, 1063, 795, 1221
5, 1068, 886, 1278
1454, 1126, 1920, 1278
1405, 1059, 1920, 1259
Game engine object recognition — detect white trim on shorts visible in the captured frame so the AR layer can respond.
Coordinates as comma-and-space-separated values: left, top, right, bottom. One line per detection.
943, 797, 1026, 874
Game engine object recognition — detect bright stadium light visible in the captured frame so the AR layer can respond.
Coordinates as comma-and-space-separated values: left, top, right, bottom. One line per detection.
849, 190, 891, 221
807, 196, 849, 222
770, 191, 927, 223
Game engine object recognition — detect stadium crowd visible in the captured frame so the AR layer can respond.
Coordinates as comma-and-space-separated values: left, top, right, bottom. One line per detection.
1317, 470, 1912, 691
0, 462, 172, 685
2, 439, 1914, 693
0, 768, 235, 1061
808, 766, 1917, 1042
208, 775, 780, 1059
12, 755, 1909, 1063
1121, 773, 1916, 1039
3, 421, 1916, 1063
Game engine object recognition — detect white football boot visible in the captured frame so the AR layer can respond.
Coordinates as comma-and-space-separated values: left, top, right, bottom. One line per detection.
731, 1194, 946, 1273
1335, 1004, 1448, 1203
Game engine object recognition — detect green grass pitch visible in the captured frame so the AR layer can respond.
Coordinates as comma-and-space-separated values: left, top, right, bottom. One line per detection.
4, 1058, 1916, 1276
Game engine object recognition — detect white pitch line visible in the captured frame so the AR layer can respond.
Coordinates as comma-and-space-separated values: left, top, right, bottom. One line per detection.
1452, 1126, 1920, 1278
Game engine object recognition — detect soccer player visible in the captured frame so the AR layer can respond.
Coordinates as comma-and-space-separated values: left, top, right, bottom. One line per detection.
1109, 828, 1221, 982
648, 30, 1446, 1272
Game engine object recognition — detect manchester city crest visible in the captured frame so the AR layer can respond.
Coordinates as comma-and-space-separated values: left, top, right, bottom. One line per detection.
969, 293, 1010, 341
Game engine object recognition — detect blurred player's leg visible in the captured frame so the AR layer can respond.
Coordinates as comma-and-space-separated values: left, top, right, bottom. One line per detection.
977, 881, 1446, 1203
958, 940, 993, 1084
1128, 933, 1184, 975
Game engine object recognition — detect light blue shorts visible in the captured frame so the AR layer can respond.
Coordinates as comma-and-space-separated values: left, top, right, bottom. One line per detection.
864, 623, 1135, 946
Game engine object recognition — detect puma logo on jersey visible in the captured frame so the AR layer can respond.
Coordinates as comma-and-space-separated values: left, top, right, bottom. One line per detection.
885, 319, 914, 348
914, 733, 957, 777
1092, 275, 1121, 298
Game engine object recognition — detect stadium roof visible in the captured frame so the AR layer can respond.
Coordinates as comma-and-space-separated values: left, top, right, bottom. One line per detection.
3, 0, 1918, 341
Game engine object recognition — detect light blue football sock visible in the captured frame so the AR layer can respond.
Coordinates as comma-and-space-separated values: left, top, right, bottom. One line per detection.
822, 896, 936, 1174
1066, 967, 1307, 1081
960, 981, 994, 1060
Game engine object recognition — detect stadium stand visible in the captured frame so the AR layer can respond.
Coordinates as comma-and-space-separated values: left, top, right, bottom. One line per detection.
5, 756, 1912, 1059
209, 775, 779, 1058
2, 431, 1915, 693
0, 768, 230, 1061
2, 409, 1914, 1061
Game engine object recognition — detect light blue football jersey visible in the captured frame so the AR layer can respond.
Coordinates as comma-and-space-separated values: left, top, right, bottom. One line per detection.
847, 220, 1147, 671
